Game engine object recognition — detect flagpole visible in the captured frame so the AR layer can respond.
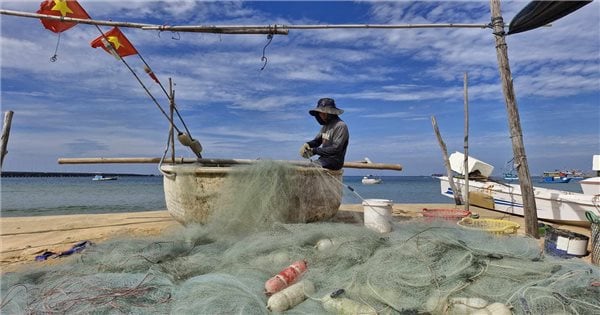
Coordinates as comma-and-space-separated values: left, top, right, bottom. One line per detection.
91, 25, 182, 135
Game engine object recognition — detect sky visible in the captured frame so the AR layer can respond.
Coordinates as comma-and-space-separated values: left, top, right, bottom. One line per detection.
1, 0, 599, 176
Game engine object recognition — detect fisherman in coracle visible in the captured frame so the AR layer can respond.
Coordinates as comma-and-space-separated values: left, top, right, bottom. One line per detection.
299, 98, 349, 170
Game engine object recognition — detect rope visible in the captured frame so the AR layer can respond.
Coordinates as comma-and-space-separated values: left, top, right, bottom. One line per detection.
260, 33, 274, 71
50, 32, 61, 62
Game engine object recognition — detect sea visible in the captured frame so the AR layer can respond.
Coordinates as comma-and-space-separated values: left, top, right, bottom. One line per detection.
0, 175, 586, 218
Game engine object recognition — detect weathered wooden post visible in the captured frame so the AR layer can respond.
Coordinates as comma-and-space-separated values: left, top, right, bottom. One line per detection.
431, 115, 463, 205
463, 72, 470, 211
489, 0, 539, 238
1, 110, 14, 169
169, 78, 175, 164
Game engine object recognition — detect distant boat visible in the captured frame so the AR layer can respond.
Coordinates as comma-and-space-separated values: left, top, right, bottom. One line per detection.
431, 173, 444, 178
541, 171, 571, 183
502, 158, 518, 181
92, 174, 117, 181
362, 175, 382, 185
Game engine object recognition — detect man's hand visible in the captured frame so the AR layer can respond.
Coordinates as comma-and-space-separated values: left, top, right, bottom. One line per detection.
302, 147, 315, 159
299, 143, 311, 158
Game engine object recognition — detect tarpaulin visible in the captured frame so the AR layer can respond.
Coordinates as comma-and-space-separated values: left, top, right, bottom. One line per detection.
508, 1, 592, 35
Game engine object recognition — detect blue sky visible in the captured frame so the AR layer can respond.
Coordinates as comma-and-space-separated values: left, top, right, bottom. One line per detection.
1, 0, 598, 176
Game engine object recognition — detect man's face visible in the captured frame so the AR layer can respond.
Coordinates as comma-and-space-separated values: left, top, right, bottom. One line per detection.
318, 112, 328, 122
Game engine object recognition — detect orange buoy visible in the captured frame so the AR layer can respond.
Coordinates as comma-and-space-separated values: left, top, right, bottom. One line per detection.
264, 259, 308, 296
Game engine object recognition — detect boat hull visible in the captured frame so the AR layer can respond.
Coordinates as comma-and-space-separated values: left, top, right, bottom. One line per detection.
161, 164, 343, 225
439, 176, 600, 224
362, 178, 382, 185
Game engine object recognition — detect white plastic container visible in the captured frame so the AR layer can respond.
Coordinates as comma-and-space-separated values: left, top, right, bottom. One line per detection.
362, 199, 393, 233
448, 152, 494, 178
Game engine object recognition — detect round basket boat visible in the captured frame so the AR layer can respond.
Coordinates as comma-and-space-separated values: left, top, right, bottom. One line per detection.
160, 163, 343, 225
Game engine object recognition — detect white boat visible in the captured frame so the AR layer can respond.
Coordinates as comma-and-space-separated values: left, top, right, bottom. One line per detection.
439, 176, 600, 224
362, 175, 382, 185
92, 174, 117, 181
438, 153, 600, 224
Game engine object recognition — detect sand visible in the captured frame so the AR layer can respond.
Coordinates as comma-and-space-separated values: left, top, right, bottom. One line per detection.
1, 204, 595, 273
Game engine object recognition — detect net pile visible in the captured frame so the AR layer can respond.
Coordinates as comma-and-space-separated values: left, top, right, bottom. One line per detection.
2, 162, 599, 314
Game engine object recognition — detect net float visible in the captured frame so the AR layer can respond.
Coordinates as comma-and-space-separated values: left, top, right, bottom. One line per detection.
264, 259, 308, 296
266, 280, 315, 312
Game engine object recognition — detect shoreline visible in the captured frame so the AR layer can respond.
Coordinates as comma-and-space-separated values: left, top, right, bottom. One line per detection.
1, 203, 594, 273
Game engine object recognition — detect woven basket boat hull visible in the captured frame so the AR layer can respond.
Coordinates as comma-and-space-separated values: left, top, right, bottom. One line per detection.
161, 164, 343, 225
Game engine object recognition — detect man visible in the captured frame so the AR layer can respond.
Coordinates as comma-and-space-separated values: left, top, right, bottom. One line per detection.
299, 98, 349, 170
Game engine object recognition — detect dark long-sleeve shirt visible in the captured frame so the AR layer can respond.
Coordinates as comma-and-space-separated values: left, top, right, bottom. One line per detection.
307, 116, 349, 170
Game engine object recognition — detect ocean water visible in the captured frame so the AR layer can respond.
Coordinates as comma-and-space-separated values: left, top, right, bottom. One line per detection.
0, 175, 585, 217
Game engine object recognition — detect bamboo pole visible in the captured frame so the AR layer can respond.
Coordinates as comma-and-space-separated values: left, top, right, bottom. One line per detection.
1, 9, 549, 33
0, 10, 289, 35
57, 157, 402, 171
463, 72, 470, 210
145, 23, 491, 32
1, 111, 14, 169
489, 0, 538, 238
431, 116, 463, 205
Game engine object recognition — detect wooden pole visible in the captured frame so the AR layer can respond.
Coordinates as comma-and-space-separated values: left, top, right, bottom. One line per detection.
431, 116, 463, 205
0, 9, 495, 34
463, 72, 470, 210
489, 0, 539, 238
1, 111, 14, 169
57, 157, 402, 171
0, 10, 289, 35
169, 79, 175, 164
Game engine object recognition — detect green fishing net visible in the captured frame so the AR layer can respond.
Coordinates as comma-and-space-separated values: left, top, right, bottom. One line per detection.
1, 161, 599, 314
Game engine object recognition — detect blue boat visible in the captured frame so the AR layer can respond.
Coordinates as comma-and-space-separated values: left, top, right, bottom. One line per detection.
541, 171, 571, 183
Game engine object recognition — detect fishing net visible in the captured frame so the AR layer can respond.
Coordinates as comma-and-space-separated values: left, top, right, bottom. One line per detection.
2, 161, 599, 314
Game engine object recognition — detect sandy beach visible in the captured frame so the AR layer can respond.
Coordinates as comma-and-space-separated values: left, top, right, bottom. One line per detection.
1, 203, 594, 273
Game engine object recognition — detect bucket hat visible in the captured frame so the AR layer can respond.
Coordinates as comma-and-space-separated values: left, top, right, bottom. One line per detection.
309, 98, 344, 116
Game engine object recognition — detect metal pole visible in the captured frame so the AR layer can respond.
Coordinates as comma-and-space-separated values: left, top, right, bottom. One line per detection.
489, 0, 539, 238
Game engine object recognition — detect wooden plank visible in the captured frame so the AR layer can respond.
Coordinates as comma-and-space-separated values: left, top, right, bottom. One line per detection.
57, 157, 403, 171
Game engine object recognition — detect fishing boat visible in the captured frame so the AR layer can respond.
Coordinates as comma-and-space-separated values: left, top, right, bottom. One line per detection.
160, 163, 343, 225
92, 174, 117, 181
438, 153, 600, 224
362, 175, 383, 185
503, 172, 518, 181
541, 171, 571, 183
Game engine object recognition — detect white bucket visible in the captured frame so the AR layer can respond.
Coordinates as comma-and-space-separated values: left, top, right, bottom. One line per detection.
362, 199, 393, 233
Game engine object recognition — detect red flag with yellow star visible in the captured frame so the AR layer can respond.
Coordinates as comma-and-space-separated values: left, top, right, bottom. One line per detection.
37, 0, 90, 33
90, 27, 138, 58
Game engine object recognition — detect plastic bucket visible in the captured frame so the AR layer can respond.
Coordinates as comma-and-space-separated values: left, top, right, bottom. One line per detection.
544, 227, 589, 258
362, 199, 393, 233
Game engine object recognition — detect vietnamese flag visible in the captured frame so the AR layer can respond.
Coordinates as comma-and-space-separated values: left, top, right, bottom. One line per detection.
37, 0, 91, 33
90, 27, 138, 58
